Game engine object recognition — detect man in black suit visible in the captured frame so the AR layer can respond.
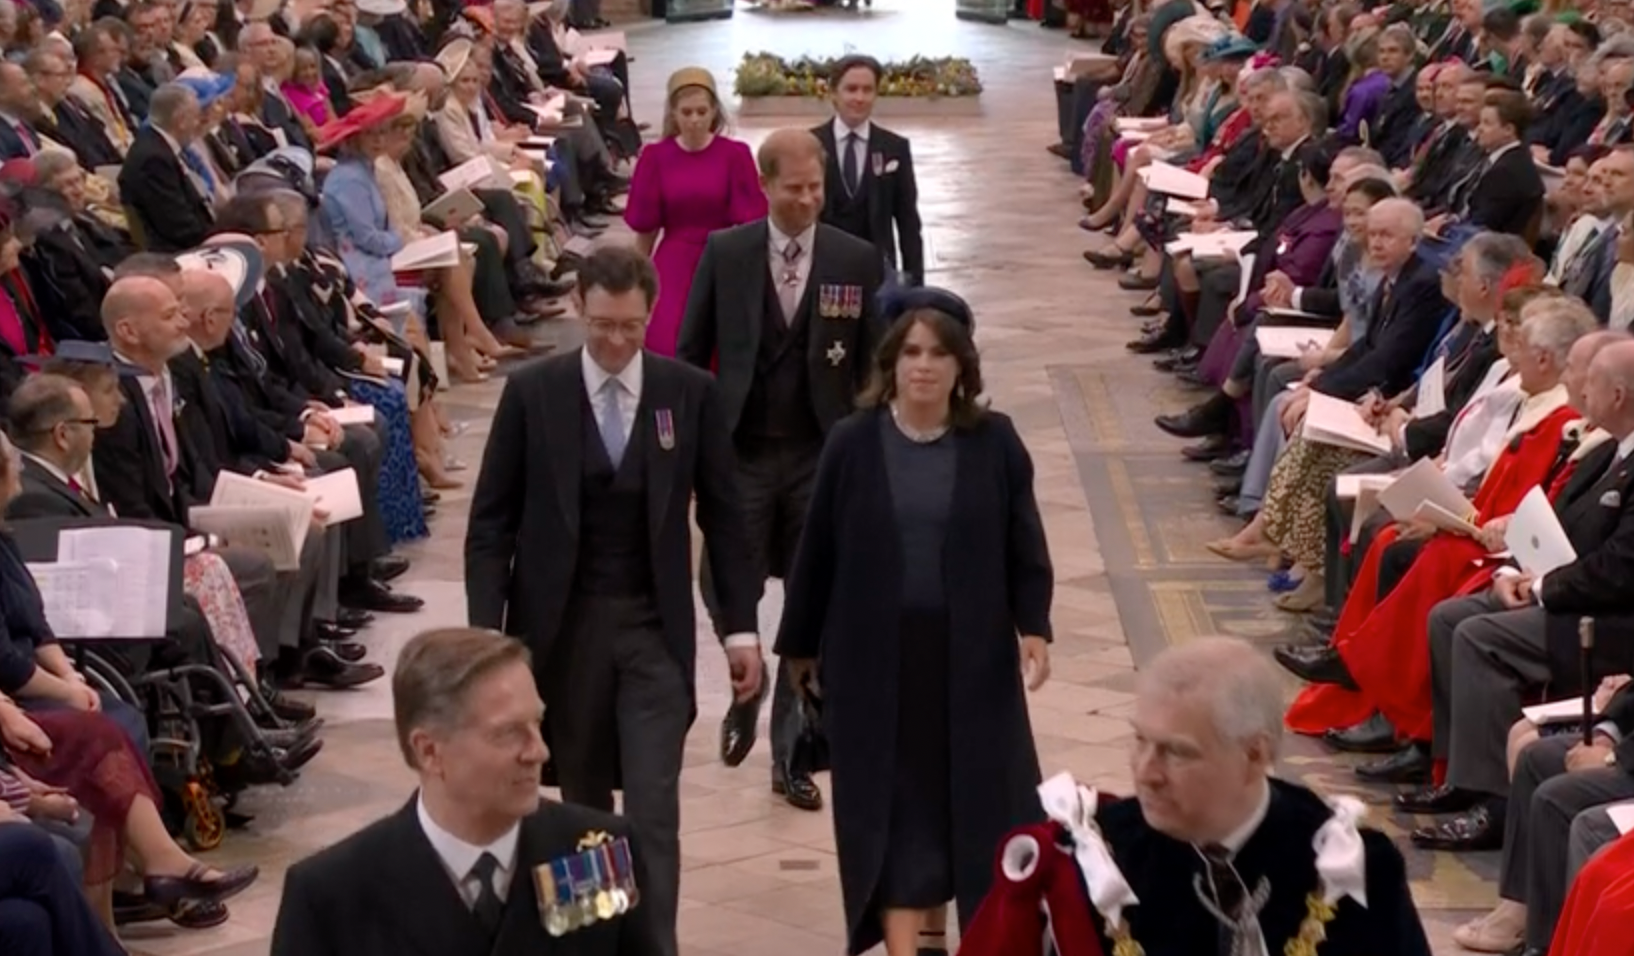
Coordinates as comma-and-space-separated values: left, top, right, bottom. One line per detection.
271, 628, 662, 956
119, 83, 215, 252
0, 63, 46, 161
1370, 24, 1424, 169
467, 246, 761, 956
1430, 87, 1546, 241
678, 128, 883, 812
811, 55, 924, 288
1376, 339, 1634, 852
25, 49, 124, 171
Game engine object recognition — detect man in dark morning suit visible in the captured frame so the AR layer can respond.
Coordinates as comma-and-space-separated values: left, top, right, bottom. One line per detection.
271, 628, 663, 956
29, 48, 124, 172
1387, 339, 1634, 853
0, 63, 45, 161
466, 247, 762, 956
677, 128, 884, 814
1089, 639, 1430, 956
1429, 87, 1546, 241
118, 84, 216, 252
811, 55, 925, 288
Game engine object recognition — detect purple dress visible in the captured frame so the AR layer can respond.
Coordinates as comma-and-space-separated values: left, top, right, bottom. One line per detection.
623, 136, 768, 356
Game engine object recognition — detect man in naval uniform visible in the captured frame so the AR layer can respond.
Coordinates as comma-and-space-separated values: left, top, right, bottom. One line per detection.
1093, 637, 1432, 956
678, 127, 885, 813
811, 54, 925, 289
465, 246, 763, 956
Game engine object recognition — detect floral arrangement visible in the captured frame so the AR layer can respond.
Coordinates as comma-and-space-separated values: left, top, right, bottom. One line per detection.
733, 52, 983, 98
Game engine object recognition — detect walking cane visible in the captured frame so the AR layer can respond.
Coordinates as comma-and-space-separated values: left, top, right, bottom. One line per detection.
1580, 616, 1596, 748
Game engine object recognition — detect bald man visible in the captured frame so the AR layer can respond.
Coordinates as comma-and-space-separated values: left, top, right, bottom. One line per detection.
678, 128, 884, 812
1405, 338, 1634, 854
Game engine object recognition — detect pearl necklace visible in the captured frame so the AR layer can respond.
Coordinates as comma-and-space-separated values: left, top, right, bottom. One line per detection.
890, 403, 950, 444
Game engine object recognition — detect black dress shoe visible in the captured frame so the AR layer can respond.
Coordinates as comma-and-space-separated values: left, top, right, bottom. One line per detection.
1180, 435, 1232, 461
336, 607, 374, 630
1394, 782, 1480, 815
1208, 449, 1251, 476
300, 646, 386, 689
1083, 247, 1134, 269
370, 554, 410, 583
1307, 606, 1339, 631
320, 639, 367, 663
1127, 331, 1184, 354
113, 894, 230, 929
720, 671, 768, 767
1214, 475, 1243, 497
145, 864, 259, 908
341, 580, 424, 614
1216, 495, 1243, 515
1355, 742, 1432, 784
264, 688, 315, 723
1155, 392, 1230, 439
1176, 367, 1211, 388
314, 621, 357, 642
1411, 804, 1502, 851
1323, 712, 1399, 753
772, 769, 824, 812
1273, 644, 1358, 689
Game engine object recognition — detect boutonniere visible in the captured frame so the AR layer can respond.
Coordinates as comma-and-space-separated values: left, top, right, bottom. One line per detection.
172, 395, 187, 417
655, 408, 675, 451
884, 158, 900, 174
1601, 489, 1622, 508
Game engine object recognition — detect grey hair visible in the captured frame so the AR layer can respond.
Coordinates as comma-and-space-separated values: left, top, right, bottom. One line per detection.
1279, 65, 1315, 91
1461, 231, 1534, 285
1521, 297, 1600, 365
1137, 638, 1285, 755
1335, 145, 1386, 168
1239, 67, 1288, 93
148, 83, 199, 129
21, 48, 67, 77
1294, 89, 1328, 130
1588, 33, 1634, 71
1345, 166, 1398, 193
1379, 22, 1418, 54
31, 148, 79, 184
1371, 196, 1425, 234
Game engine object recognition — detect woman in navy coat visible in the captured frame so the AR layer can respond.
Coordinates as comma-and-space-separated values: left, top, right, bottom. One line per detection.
775, 288, 1054, 956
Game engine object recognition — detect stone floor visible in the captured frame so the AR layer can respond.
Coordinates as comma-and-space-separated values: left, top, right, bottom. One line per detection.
126, 2, 1487, 952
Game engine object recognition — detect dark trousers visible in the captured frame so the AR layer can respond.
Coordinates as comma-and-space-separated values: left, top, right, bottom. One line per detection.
1190, 260, 1242, 349
1501, 735, 1634, 948
1429, 593, 1551, 794
702, 436, 822, 771
458, 224, 517, 326
321, 423, 388, 576
0, 826, 123, 956
475, 187, 536, 267
546, 595, 688, 956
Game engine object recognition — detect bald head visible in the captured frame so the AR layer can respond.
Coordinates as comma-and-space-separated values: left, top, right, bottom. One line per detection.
179, 271, 237, 350
1564, 329, 1630, 412
102, 277, 190, 372
757, 128, 827, 240
1584, 340, 1634, 437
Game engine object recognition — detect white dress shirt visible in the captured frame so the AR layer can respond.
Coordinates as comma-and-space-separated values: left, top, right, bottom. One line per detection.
580, 348, 758, 649
1194, 780, 1272, 956
1441, 359, 1521, 491
832, 116, 871, 193
416, 794, 520, 907
767, 220, 817, 306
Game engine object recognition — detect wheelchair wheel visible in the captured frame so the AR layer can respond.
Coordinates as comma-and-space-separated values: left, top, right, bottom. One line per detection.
181, 782, 225, 852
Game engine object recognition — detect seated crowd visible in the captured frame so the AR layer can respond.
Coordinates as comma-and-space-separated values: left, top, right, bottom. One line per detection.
0, 0, 641, 948
1056, 0, 1634, 953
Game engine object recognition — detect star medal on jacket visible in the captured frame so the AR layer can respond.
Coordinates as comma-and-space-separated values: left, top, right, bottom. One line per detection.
826, 341, 847, 367
655, 408, 675, 451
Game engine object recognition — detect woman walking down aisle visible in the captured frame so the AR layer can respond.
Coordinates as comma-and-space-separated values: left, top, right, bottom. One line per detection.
775, 288, 1055, 956
623, 68, 766, 356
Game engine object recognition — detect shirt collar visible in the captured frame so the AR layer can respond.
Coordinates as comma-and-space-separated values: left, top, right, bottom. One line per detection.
0, 111, 27, 129
1488, 140, 1520, 163
19, 452, 75, 488
154, 125, 184, 156
1278, 133, 1309, 160
832, 115, 870, 144
1617, 430, 1634, 462
768, 219, 817, 258
581, 346, 643, 402
1211, 778, 1272, 856
416, 793, 521, 889
113, 349, 170, 392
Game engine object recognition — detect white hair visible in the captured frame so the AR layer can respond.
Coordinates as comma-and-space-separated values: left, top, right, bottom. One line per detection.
1522, 296, 1599, 365
1370, 196, 1425, 235
1137, 637, 1284, 757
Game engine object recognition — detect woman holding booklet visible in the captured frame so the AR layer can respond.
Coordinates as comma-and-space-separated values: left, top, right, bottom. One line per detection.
1284, 296, 1597, 744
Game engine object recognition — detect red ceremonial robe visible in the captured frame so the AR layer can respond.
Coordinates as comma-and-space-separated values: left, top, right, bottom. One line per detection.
1549, 830, 1634, 956
960, 822, 1107, 956
1286, 387, 1579, 741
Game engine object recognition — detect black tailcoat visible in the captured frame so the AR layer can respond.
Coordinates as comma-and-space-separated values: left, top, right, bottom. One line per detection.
1094, 779, 1432, 956
811, 121, 926, 286
676, 220, 884, 436
270, 797, 662, 956
465, 349, 758, 716
1538, 442, 1634, 690
92, 376, 201, 527
118, 125, 214, 253
775, 409, 1053, 955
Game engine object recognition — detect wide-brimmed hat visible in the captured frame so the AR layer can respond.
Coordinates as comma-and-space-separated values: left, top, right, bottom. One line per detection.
313, 91, 406, 151
880, 285, 976, 334
460, 4, 494, 34
1201, 34, 1260, 62
176, 68, 236, 108
435, 37, 474, 79
666, 67, 716, 100
176, 238, 265, 309
356, 0, 407, 15
18, 340, 142, 376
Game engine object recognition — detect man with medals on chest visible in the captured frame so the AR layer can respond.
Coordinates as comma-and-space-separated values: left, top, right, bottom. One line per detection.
811, 54, 926, 290
967, 638, 1433, 956
678, 128, 885, 813
464, 247, 763, 956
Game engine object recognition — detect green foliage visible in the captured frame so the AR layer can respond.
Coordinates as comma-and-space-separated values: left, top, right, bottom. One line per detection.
733, 52, 983, 98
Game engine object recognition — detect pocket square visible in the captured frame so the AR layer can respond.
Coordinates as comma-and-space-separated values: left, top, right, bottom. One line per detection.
884, 159, 900, 173
1601, 490, 1621, 507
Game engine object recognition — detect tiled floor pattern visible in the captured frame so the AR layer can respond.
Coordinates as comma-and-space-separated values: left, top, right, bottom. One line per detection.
127, 2, 1485, 952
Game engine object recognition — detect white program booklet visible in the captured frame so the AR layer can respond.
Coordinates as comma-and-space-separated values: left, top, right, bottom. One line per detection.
1609, 802, 1634, 836
1256, 326, 1332, 359
1521, 697, 1599, 725
1300, 392, 1393, 455
328, 404, 377, 427
1505, 485, 1578, 576
48, 526, 171, 638
1378, 457, 1475, 528
1139, 160, 1211, 200
197, 471, 319, 570
390, 231, 460, 272
305, 469, 363, 525
1416, 356, 1448, 419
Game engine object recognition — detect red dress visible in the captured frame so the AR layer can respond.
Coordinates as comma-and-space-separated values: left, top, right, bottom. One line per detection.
1549, 830, 1634, 956
8, 708, 161, 884
1286, 396, 1579, 741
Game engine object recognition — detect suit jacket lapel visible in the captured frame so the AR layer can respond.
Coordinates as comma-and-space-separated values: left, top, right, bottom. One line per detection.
491, 808, 556, 953
744, 221, 770, 358
643, 356, 679, 544
22, 461, 94, 516
371, 798, 493, 956
550, 353, 584, 538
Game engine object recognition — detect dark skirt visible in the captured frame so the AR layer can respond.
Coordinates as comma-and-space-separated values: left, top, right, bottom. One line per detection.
876, 608, 954, 909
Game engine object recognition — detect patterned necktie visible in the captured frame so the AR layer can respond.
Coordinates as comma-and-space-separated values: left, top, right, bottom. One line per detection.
1199, 843, 1251, 956
843, 131, 861, 197
598, 378, 627, 469
150, 377, 179, 477
777, 238, 803, 324
469, 852, 504, 938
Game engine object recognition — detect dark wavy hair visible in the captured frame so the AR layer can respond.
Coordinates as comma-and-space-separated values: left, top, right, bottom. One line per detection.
860, 308, 985, 430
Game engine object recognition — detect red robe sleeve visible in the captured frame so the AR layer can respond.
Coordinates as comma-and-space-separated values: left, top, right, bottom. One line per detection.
1549, 830, 1634, 956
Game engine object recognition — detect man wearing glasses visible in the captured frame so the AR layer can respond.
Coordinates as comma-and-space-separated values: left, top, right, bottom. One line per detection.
466, 244, 760, 956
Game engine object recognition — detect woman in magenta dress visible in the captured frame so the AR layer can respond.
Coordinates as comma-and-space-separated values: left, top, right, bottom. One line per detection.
624, 67, 767, 356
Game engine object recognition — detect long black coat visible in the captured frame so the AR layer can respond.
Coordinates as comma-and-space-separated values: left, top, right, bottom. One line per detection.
775, 408, 1052, 955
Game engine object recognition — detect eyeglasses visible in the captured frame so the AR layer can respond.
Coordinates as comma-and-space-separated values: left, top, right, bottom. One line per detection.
55, 418, 100, 430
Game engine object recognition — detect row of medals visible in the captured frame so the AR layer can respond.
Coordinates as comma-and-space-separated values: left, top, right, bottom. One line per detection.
531, 837, 641, 937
